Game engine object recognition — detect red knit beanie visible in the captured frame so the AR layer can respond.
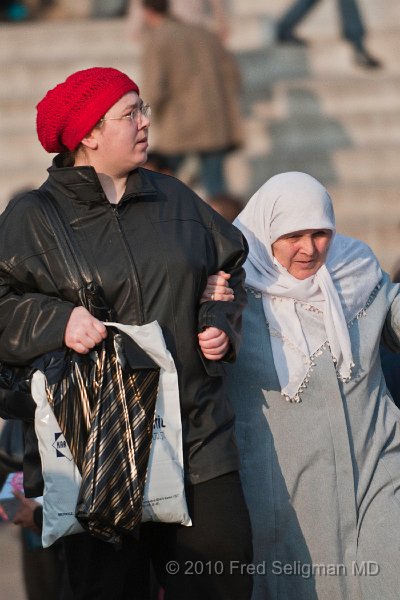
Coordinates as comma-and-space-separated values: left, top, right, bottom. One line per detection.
36, 67, 140, 153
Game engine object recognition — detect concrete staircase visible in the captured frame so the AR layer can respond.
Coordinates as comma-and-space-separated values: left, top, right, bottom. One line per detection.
227, 0, 400, 273
0, 0, 399, 271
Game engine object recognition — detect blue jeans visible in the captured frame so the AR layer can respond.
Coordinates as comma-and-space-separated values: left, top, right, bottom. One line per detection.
277, 0, 365, 47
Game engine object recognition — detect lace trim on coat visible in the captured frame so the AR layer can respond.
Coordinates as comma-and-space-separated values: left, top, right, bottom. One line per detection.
346, 281, 382, 329
245, 282, 382, 403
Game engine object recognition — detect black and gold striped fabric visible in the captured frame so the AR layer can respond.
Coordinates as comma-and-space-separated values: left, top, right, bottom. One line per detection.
45, 328, 159, 545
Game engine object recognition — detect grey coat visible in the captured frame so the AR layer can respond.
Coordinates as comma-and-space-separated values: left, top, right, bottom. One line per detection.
226, 273, 400, 600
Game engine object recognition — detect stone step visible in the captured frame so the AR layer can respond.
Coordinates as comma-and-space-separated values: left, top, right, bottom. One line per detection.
1, 0, 399, 276
0, 9, 397, 72
2, 144, 399, 200
0, 20, 138, 65
2, 28, 398, 106
22, 0, 92, 21
306, 30, 398, 76
3, 74, 399, 134
245, 110, 400, 154
0, 57, 142, 103
6, 0, 399, 30
227, 144, 400, 196
331, 184, 400, 224
1, 0, 398, 62
238, 0, 400, 38
0, 3, 397, 109
3, 97, 399, 153
0, 12, 272, 65
2, 109, 399, 185
335, 226, 400, 274
330, 183, 400, 273
268, 77, 400, 118
237, 29, 399, 95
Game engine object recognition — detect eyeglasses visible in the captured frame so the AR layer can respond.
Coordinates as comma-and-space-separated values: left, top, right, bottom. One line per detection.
100, 102, 151, 126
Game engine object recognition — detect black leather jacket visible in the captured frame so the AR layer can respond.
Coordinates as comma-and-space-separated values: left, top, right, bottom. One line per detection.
0, 158, 248, 496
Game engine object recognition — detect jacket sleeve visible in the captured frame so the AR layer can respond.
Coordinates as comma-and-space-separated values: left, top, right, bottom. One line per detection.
0, 269, 75, 365
0, 193, 76, 365
198, 211, 248, 362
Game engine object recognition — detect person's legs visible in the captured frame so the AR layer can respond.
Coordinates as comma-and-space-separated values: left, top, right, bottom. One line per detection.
198, 149, 227, 198
162, 154, 186, 176
198, 149, 244, 221
337, 0, 365, 47
276, 0, 320, 40
62, 531, 151, 600
153, 472, 253, 600
337, 0, 381, 67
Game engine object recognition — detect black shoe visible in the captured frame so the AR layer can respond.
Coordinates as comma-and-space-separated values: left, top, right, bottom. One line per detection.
354, 48, 382, 69
277, 30, 308, 46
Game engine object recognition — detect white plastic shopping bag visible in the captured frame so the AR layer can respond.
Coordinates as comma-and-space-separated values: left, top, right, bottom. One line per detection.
31, 370, 84, 547
32, 320, 191, 548
105, 321, 191, 526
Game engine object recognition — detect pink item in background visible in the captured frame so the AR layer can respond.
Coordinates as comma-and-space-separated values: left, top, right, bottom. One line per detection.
0, 471, 24, 520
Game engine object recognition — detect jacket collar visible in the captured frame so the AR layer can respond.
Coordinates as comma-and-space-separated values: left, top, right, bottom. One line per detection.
45, 154, 158, 206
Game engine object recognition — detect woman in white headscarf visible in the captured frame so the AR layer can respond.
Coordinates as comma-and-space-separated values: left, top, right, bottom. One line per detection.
203, 172, 400, 600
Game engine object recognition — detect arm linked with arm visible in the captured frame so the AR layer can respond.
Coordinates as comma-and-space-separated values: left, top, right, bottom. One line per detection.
198, 214, 248, 362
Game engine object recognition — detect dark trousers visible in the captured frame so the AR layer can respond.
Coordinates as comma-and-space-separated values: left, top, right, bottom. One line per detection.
277, 0, 366, 47
62, 471, 253, 600
22, 534, 73, 600
62, 530, 151, 600
150, 471, 253, 600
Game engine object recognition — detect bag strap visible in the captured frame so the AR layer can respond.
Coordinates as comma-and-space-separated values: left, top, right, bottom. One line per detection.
37, 189, 114, 320
38, 189, 93, 288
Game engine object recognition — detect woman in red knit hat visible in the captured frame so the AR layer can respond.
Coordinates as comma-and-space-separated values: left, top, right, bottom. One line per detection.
0, 67, 252, 599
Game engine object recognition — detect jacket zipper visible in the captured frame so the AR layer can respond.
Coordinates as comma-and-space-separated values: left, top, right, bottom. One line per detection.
112, 204, 144, 324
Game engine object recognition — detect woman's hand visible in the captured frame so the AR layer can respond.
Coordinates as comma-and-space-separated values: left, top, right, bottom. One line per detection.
198, 327, 230, 361
64, 306, 107, 354
201, 270, 234, 303
13, 490, 41, 534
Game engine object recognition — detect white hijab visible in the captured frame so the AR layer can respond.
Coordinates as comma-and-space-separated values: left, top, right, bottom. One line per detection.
234, 172, 382, 402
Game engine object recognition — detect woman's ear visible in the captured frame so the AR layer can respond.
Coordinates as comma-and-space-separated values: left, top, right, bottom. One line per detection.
80, 129, 99, 150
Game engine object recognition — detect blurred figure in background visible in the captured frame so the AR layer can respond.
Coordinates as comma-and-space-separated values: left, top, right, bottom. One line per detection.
276, 0, 381, 68
12, 492, 73, 600
0, 0, 55, 21
0, 0, 28, 20
0, 421, 72, 600
141, 0, 243, 221
91, 0, 129, 18
380, 262, 400, 409
144, 151, 174, 175
128, 0, 229, 42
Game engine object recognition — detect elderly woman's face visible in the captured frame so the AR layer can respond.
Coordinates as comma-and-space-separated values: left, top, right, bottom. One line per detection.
272, 229, 332, 279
